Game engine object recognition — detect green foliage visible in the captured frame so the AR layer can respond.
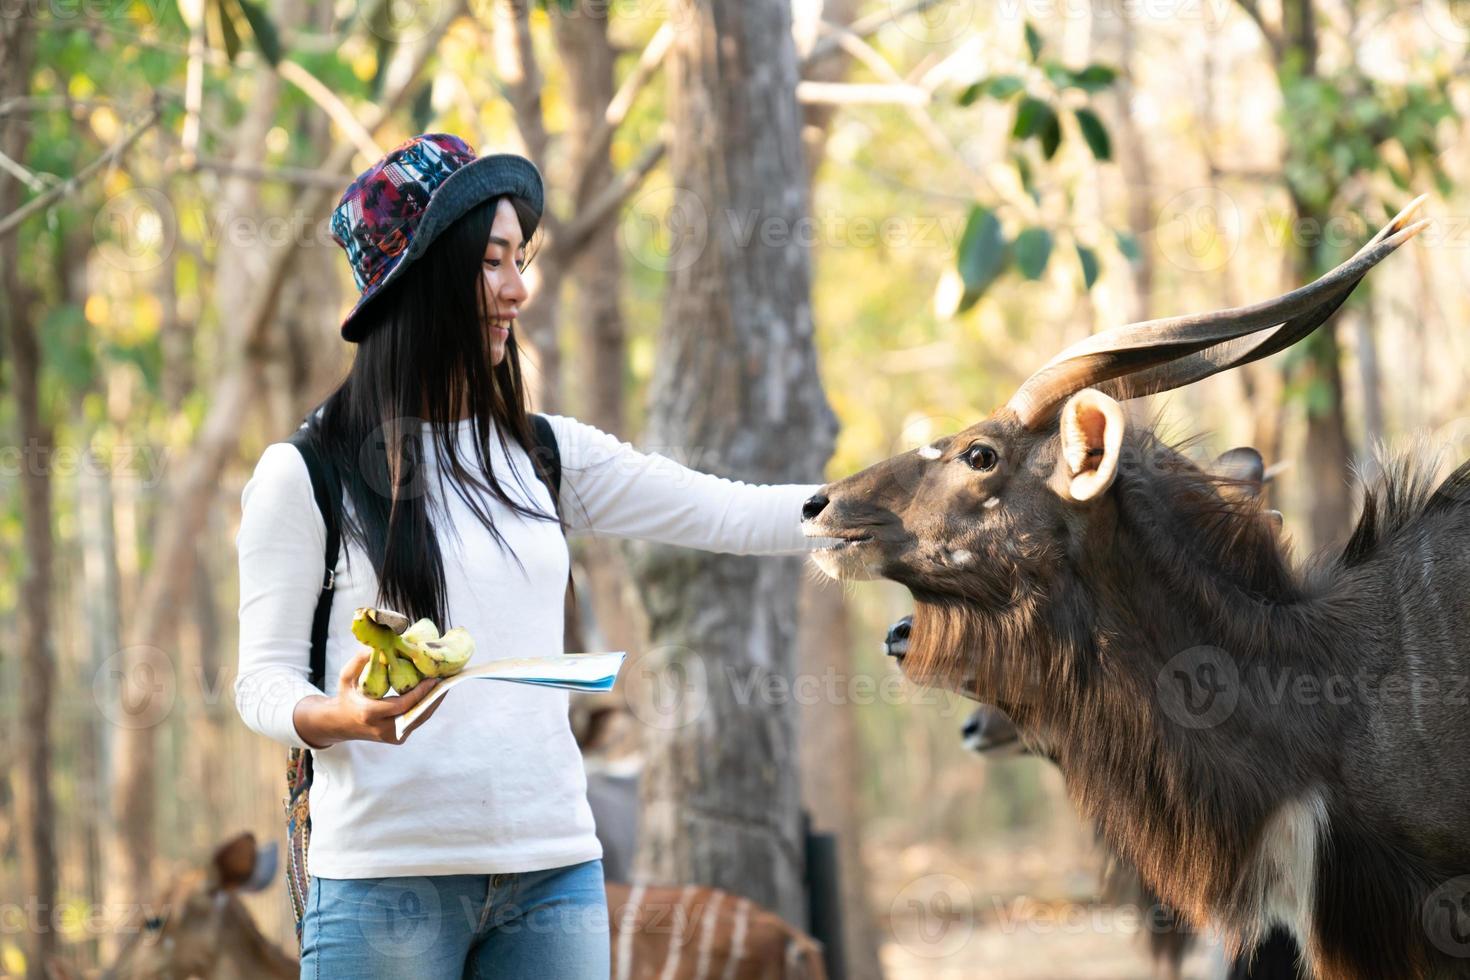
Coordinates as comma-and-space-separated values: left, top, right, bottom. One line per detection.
234, 0, 281, 64
38, 304, 95, 394
1114, 229, 1141, 262
958, 74, 1024, 106
956, 205, 1007, 312
1024, 21, 1043, 62
1076, 244, 1100, 289
946, 23, 1125, 307
1279, 67, 1456, 215
1013, 228, 1053, 280
1067, 64, 1118, 92
1074, 107, 1110, 161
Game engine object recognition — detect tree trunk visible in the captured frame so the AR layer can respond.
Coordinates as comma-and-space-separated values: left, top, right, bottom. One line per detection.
553, 2, 625, 432
631, 0, 838, 925
789, 2, 885, 974
550, 2, 647, 665
796, 581, 884, 979
107, 59, 293, 926
1100, 0, 1155, 321
79, 449, 123, 970
493, 0, 562, 410
1, 11, 60, 977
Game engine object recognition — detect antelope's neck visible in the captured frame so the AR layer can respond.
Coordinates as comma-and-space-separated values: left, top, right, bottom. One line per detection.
1041, 497, 1362, 930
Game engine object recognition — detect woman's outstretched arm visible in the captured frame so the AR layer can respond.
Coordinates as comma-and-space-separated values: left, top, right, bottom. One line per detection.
543, 415, 822, 555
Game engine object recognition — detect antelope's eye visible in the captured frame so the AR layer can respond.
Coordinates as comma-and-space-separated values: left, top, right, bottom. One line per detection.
144, 915, 165, 931
959, 444, 998, 471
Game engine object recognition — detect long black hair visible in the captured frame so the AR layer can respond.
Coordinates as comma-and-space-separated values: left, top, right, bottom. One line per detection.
301, 194, 562, 629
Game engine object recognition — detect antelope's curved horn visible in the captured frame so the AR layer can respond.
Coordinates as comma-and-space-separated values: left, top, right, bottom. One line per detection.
1004, 196, 1430, 428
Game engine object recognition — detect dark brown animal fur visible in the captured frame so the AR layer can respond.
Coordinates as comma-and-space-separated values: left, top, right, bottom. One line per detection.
811, 413, 1470, 979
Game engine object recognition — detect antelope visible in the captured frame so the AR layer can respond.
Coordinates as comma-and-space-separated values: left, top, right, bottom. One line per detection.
95, 832, 824, 979
803, 197, 1468, 978
886, 450, 1305, 979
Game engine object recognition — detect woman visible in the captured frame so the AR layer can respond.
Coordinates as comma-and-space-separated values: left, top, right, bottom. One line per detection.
233, 133, 823, 978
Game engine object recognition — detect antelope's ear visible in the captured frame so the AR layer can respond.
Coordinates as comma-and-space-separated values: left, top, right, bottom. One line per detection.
209, 833, 258, 891
1054, 388, 1124, 502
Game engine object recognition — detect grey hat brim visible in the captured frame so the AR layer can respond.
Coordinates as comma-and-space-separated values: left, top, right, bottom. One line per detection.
340, 153, 545, 342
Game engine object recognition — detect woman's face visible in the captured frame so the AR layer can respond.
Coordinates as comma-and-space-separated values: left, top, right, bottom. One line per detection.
479, 198, 530, 367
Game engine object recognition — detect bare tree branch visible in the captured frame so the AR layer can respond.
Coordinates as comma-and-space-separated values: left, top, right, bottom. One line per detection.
0, 101, 162, 239
278, 59, 385, 160
1236, 0, 1284, 60
558, 135, 666, 260
189, 156, 358, 188
802, 0, 949, 69
795, 81, 931, 105
575, 22, 674, 200
491, 0, 558, 241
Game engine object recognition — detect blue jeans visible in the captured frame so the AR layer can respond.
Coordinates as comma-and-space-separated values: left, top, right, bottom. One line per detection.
299, 859, 609, 979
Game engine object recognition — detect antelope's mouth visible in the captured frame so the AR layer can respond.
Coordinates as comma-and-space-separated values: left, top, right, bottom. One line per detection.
803, 525, 884, 582
802, 529, 873, 551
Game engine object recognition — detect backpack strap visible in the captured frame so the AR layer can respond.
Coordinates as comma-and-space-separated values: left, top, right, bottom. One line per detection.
287, 425, 342, 690
528, 413, 562, 502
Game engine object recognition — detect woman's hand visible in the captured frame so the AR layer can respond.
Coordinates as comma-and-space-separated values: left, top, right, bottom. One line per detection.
292, 647, 447, 748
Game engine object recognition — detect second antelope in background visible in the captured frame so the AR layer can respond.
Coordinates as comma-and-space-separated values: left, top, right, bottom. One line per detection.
802, 199, 1469, 979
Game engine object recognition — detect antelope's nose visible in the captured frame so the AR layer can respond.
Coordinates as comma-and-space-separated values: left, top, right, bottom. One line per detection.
884, 615, 911, 658
961, 715, 981, 740
801, 493, 829, 521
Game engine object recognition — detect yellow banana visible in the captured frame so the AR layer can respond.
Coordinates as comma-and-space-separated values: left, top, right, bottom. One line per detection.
420, 627, 474, 675
350, 607, 472, 696
386, 648, 422, 694
357, 648, 390, 698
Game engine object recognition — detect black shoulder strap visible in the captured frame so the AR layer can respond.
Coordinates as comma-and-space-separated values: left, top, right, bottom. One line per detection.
529, 413, 562, 500
287, 425, 341, 690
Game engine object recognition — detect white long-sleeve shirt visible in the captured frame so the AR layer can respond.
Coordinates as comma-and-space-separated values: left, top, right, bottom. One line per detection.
234, 412, 821, 879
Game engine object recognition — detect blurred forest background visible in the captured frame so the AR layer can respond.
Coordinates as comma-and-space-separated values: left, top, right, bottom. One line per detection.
2, 0, 1469, 976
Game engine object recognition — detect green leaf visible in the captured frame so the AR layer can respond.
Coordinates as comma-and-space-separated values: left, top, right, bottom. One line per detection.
1043, 62, 1073, 89
960, 75, 1025, 106
1114, 229, 1141, 261
207, 0, 242, 63
1074, 107, 1111, 161
987, 74, 1025, 99
1070, 64, 1118, 92
1024, 21, 1043, 62
956, 205, 1008, 306
1014, 228, 1053, 280
1013, 153, 1034, 194
235, 0, 282, 65
1013, 96, 1044, 138
1077, 244, 1100, 289
1039, 108, 1062, 159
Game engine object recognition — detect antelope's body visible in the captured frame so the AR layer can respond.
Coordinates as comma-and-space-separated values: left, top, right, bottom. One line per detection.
806, 200, 1468, 978
609, 882, 826, 980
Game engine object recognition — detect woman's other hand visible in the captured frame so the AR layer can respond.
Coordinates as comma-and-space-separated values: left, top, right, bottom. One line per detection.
292, 647, 446, 747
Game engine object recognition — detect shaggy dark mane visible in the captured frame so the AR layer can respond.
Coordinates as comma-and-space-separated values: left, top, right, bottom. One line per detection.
1341, 451, 1470, 568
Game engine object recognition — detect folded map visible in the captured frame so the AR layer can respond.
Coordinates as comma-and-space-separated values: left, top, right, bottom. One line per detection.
394, 652, 627, 739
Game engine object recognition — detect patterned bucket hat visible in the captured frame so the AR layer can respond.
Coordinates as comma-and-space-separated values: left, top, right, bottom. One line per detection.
328, 133, 544, 342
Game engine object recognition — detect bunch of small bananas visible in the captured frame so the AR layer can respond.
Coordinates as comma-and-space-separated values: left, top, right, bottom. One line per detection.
353, 606, 475, 698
